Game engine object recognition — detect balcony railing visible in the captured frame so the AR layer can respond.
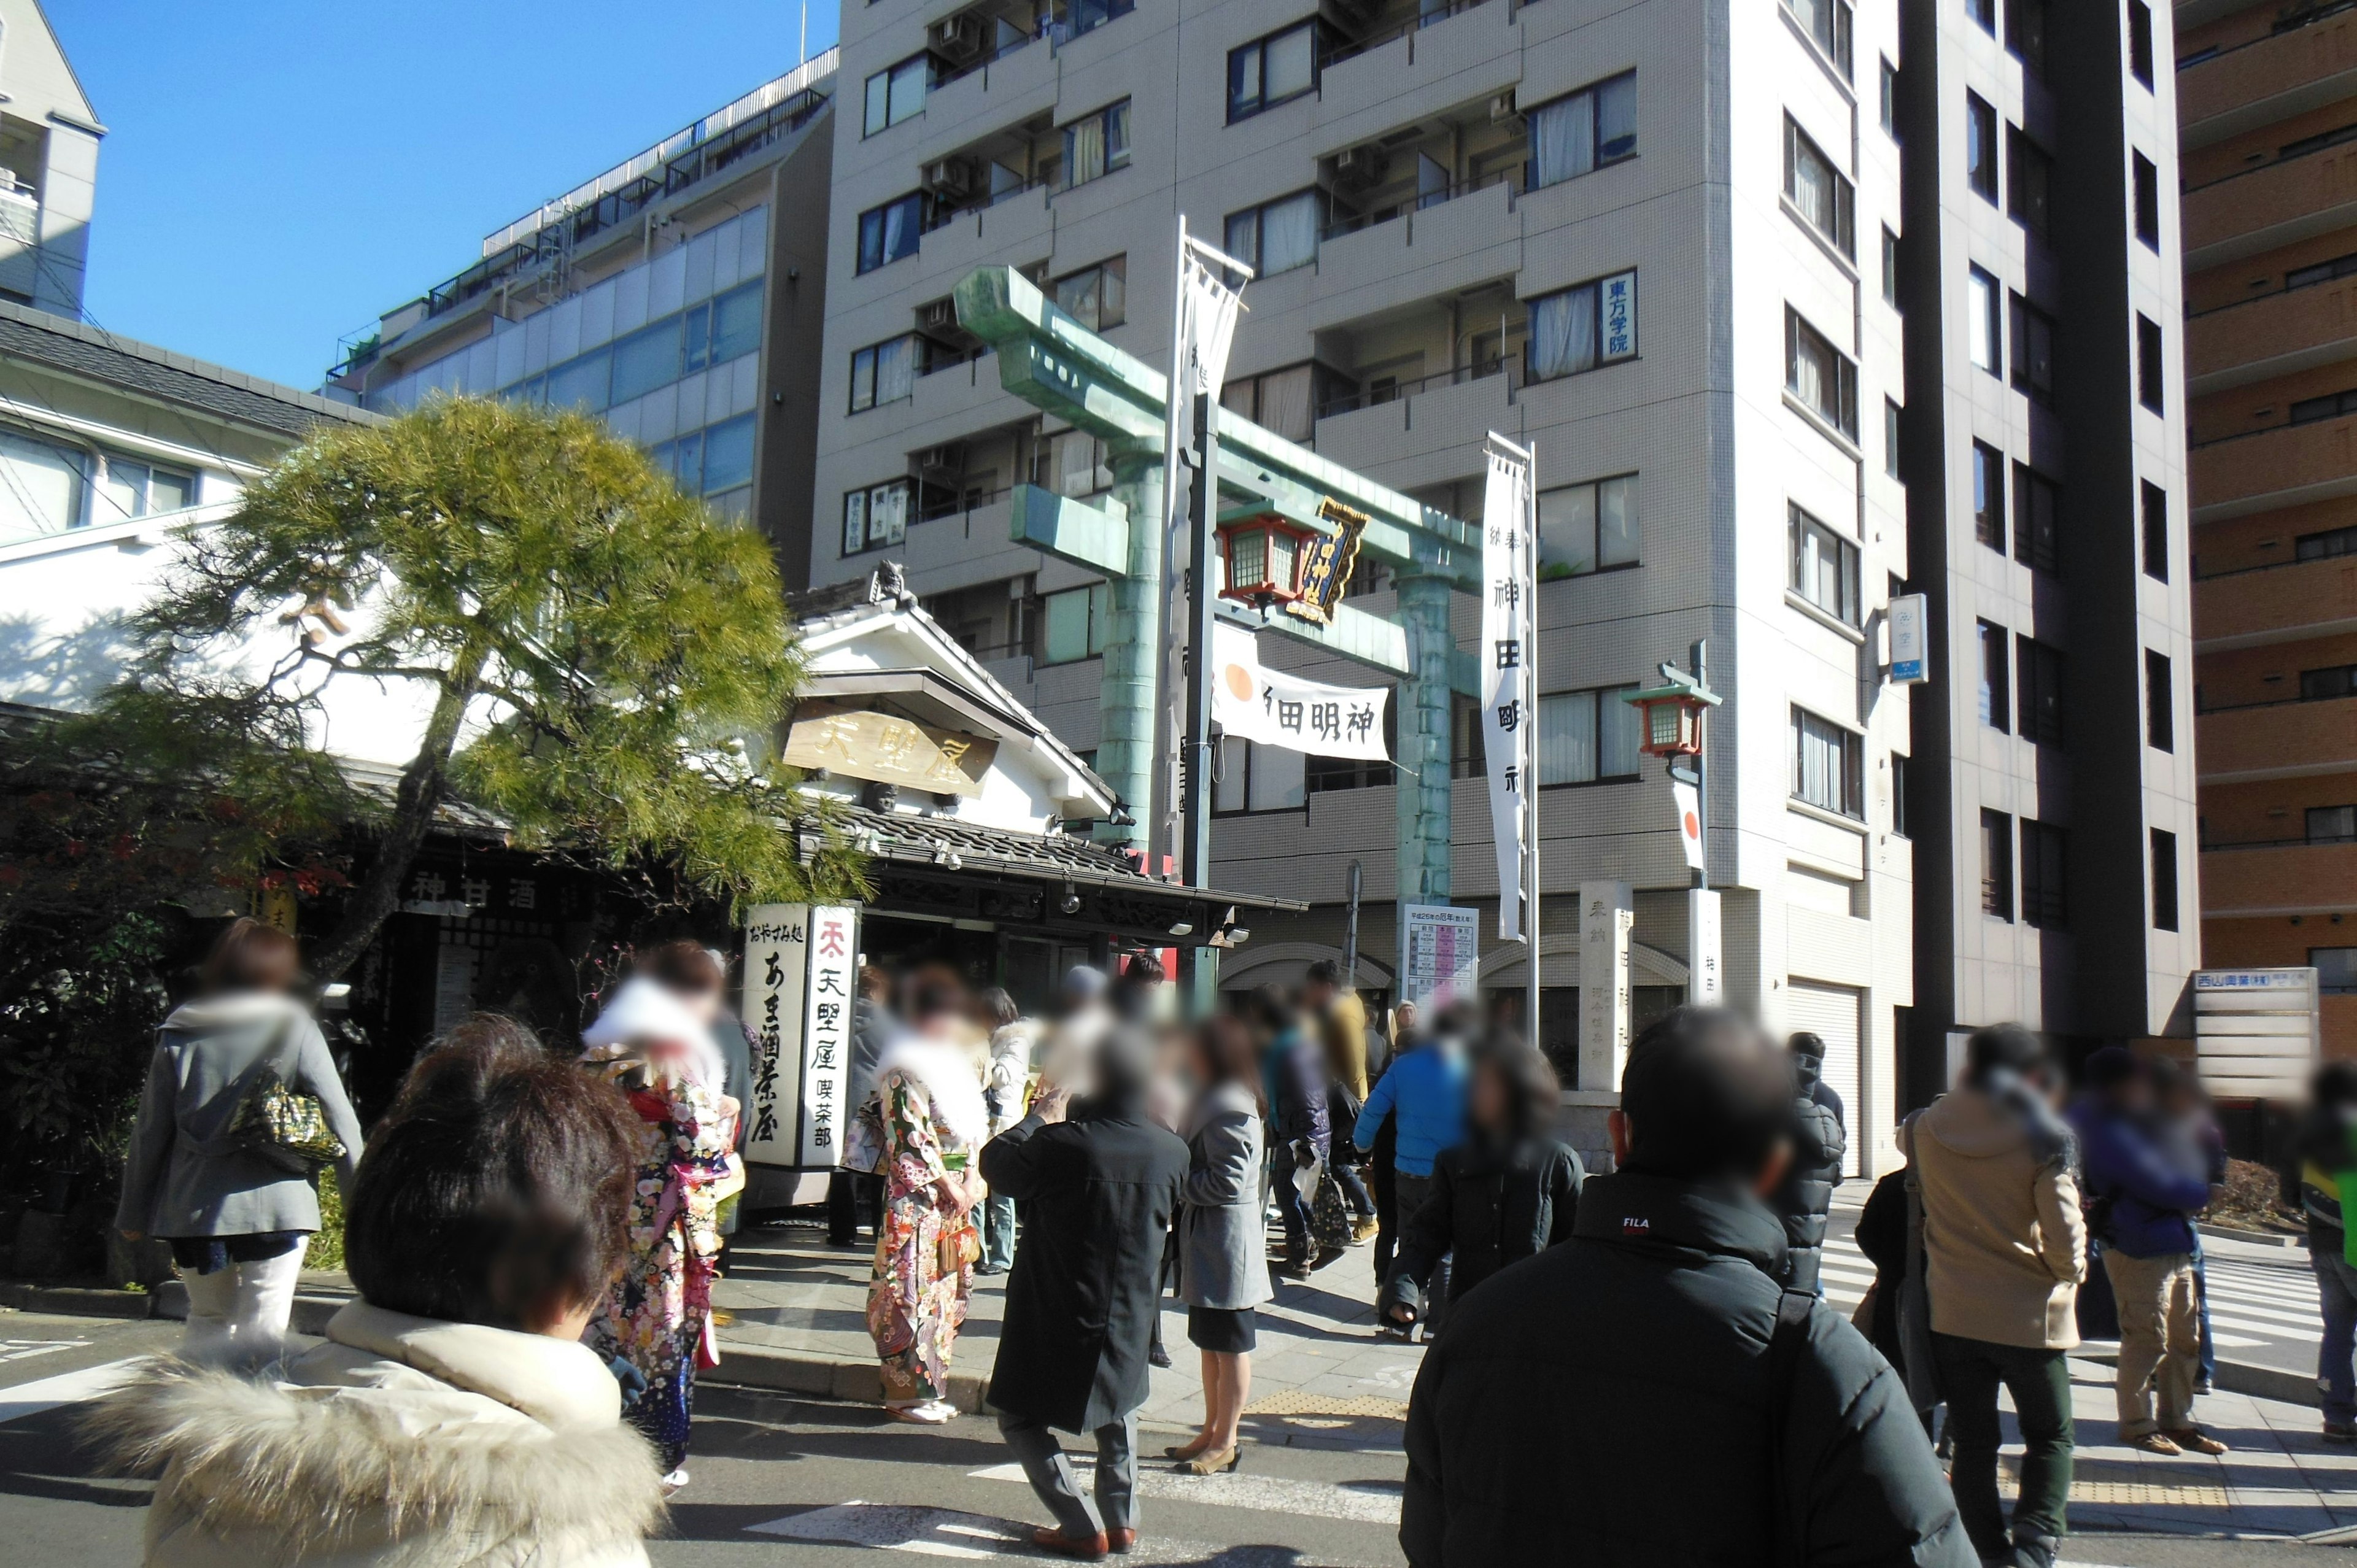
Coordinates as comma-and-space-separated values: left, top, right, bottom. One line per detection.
1323, 0, 1502, 69
1320, 168, 1521, 241
1315, 355, 1519, 418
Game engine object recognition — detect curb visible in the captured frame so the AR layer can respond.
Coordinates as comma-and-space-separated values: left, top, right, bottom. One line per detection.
0, 1281, 155, 1319
2079, 1348, 2318, 1408
700, 1341, 991, 1415
2198, 1222, 2302, 1250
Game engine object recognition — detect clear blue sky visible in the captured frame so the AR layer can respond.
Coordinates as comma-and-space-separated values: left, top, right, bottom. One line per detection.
45, 0, 842, 390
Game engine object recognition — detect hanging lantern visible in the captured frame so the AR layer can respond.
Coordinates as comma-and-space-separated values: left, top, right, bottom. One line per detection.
1624, 673, 1721, 759
1217, 513, 1320, 611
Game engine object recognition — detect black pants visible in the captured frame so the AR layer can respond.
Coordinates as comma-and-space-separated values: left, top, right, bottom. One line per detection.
1333, 1162, 1374, 1220
1930, 1332, 2073, 1559
1371, 1146, 1398, 1282
1389, 1171, 1453, 1330
827, 1169, 881, 1246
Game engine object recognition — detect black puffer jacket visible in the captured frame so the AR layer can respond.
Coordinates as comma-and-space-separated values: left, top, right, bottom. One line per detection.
1403, 1171, 1972, 1568
1380, 1135, 1582, 1320
1777, 1048, 1848, 1294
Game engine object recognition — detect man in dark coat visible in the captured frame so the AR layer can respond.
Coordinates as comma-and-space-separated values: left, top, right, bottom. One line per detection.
981, 1025, 1188, 1560
1777, 1032, 1848, 1295
828, 965, 896, 1246
1402, 1006, 1971, 1568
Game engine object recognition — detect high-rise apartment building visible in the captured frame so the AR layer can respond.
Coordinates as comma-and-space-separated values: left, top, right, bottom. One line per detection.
0, 0, 103, 317
2175, 0, 2357, 1056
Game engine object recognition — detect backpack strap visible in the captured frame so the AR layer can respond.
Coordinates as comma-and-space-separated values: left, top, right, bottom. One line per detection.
1766, 1287, 1817, 1568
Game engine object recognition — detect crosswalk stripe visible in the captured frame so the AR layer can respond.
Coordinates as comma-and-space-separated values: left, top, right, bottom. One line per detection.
966, 1461, 1401, 1524
0, 1356, 144, 1427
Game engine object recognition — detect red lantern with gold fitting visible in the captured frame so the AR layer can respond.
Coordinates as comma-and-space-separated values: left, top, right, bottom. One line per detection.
1216, 513, 1321, 612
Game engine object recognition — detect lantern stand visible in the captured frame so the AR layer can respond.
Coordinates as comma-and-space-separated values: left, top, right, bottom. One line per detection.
1624, 639, 1722, 890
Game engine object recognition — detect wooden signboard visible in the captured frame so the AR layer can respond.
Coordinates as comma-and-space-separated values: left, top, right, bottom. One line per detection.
781, 702, 997, 797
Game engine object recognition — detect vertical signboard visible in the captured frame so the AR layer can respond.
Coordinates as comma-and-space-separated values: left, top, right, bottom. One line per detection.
1688, 888, 1723, 1005
1480, 441, 1538, 941
741, 903, 809, 1169
1403, 903, 1482, 1011
1600, 271, 1638, 363
1887, 593, 1929, 684
1579, 881, 1634, 1094
2194, 968, 2320, 1101
800, 905, 860, 1168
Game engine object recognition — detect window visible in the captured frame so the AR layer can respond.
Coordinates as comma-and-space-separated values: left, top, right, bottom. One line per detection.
2315, 946, 2357, 992
2011, 294, 2056, 406
699, 415, 754, 498
1983, 809, 2015, 919
1228, 20, 1321, 122
2014, 463, 2059, 574
1042, 428, 1113, 498
92, 449, 195, 522
1223, 363, 1344, 444
2291, 387, 2357, 426
1064, 0, 1134, 39
2007, 128, 2052, 242
2142, 481, 2169, 581
2288, 251, 2357, 290
1792, 708, 1865, 817
1061, 99, 1131, 190
1966, 0, 1995, 33
1225, 190, 1322, 277
2017, 635, 2064, 743
1052, 256, 1126, 330
2137, 314, 2164, 411
1786, 0, 1854, 75
2134, 152, 2160, 249
2312, 806, 2357, 843
1529, 272, 1639, 381
857, 193, 924, 274
863, 55, 932, 137
544, 349, 611, 411
1527, 72, 1639, 188
2150, 827, 2177, 930
1968, 267, 2002, 376
2303, 663, 2357, 700
2128, 0, 2155, 87
1538, 473, 1640, 577
1786, 307, 1858, 438
1893, 752, 1916, 838
1967, 94, 1999, 202
1789, 503, 1861, 624
0, 423, 89, 538
2021, 819, 2067, 929
1785, 118, 1856, 256
1882, 227, 1900, 308
2146, 649, 2174, 751
850, 334, 921, 413
2008, 0, 2048, 74
1881, 60, 1898, 136
1538, 687, 1643, 785
842, 478, 913, 556
1972, 442, 2006, 551
1978, 619, 2011, 731
1039, 581, 1115, 665
1886, 399, 1903, 479
2297, 522, 2357, 561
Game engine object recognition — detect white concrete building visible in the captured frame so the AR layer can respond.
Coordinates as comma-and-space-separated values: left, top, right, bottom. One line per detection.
0, 0, 101, 318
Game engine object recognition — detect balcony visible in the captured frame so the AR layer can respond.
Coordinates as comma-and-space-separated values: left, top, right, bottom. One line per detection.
2188, 271, 2357, 392
1315, 360, 1516, 485
911, 36, 1058, 168
1310, 178, 1523, 330
2197, 691, 2357, 782
908, 182, 1055, 293
2183, 137, 2357, 269
0, 183, 38, 300
2191, 409, 2357, 518
2195, 550, 2357, 647
2198, 838, 2357, 916
2180, 8, 2357, 147
1316, 0, 1522, 143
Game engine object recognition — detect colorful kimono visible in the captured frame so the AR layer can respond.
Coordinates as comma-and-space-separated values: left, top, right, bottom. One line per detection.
865, 1062, 983, 1405
584, 1066, 733, 1470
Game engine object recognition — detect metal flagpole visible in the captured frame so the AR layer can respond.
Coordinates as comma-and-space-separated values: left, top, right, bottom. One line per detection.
1522, 442, 1541, 1050
1155, 214, 1193, 882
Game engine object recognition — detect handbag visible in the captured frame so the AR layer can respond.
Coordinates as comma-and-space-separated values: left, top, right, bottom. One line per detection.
223, 1021, 346, 1176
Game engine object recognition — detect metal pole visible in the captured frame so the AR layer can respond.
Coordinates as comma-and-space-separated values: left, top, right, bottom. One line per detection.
1343, 859, 1363, 992
1178, 380, 1220, 1014
1690, 638, 1709, 894
1524, 450, 1542, 1051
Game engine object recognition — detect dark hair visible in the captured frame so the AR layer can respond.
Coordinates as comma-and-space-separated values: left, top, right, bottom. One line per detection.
910, 977, 966, 1024
198, 917, 301, 996
1096, 1022, 1155, 1105
1619, 1006, 1795, 1181
2083, 1045, 2143, 1091
1787, 1031, 1825, 1065
1194, 1015, 1267, 1118
1305, 959, 1342, 987
638, 939, 723, 997
1965, 1023, 2045, 1086
857, 964, 892, 1002
1246, 983, 1294, 1033
1471, 1039, 1558, 1140
980, 986, 1021, 1029
1123, 952, 1166, 984
2316, 1060, 2357, 1110
345, 1016, 641, 1332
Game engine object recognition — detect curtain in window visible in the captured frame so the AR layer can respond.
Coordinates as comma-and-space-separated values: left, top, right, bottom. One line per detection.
1225, 210, 1260, 272
1213, 735, 1250, 813
1260, 193, 1318, 274
1530, 93, 1595, 188
1067, 115, 1107, 187
1790, 323, 1829, 416
1250, 741, 1306, 809
1264, 25, 1315, 99
1792, 139, 1832, 234
1795, 714, 1843, 810
1053, 431, 1100, 497
873, 336, 916, 404
1530, 285, 1596, 380
1538, 484, 1595, 574
1596, 74, 1638, 160
1602, 687, 1640, 776
881, 198, 917, 266
1597, 475, 1638, 566
1539, 692, 1597, 786
1258, 365, 1314, 441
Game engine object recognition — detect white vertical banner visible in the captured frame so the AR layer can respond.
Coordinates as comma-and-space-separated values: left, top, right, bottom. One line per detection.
1689, 888, 1723, 1004
1578, 881, 1635, 1094
798, 904, 860, 1168
1480, 438, 1538, 940
1669, 776, 1706, 871
740, 903, 809, 1168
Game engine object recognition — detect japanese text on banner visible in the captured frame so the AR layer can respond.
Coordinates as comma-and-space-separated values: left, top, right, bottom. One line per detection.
1480, 447, 1537, 940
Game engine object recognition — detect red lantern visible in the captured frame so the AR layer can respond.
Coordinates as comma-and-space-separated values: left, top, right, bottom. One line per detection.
1624, 678, 1719, 758
1217, 514, 1321, 611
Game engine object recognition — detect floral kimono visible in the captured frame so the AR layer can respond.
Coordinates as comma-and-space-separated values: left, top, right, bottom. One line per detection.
865, 1057, 985, 1406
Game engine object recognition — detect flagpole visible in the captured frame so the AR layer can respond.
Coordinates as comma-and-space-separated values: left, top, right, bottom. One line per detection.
1156, 214, 1191, 884
1523, 441, 1541, 1054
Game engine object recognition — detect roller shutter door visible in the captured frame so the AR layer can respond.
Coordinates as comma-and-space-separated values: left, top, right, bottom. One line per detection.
1786, 980, 1863, 1176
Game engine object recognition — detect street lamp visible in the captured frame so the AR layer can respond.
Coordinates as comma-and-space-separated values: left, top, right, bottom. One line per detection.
1216, 513, 1320, 614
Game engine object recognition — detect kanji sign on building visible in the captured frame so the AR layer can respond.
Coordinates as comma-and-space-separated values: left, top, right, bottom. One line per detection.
1209, 623, 1390, 762
739, 902, 864, 1170
800, 905, 860, 1168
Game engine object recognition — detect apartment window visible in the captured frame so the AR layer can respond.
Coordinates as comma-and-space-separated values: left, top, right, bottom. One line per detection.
1042, 428, 1113, 498
1789, 503, 1861, 624
1052, 256, 1126, 331
863, 55, 931, 138
1967, 94, 1999, 202
2142, 481, 2169, 581
2011, 294, 2056, 406
1978, 619, 2011, 731
842, 478, 913, 556
2014, 463, 2059, 574
2291, 387, 2357, 426
1786, 0, 1854, 75
2017, 635, 2065, 744
1785, 307, 1859, 438
2134, 152, 2161, 249
1062, 100, 1131, 190
1530, 272, 1639, 381
1880, 60, 1898, 136
1225, 190, 1323, 278
1972, 442, 2006, 552
0, 423, 89, 537
1064, 0, 1135, 40
2008, 0, 2048, 74
1983, 809, 2016, 919
849, 334, 921, 412
1784, 118, 1856, 257
2315, 947, 2357, 992
2297, 522, 2357, 561
1792, 708, 1865, 818
1528, 72, 1638, 188
1968, 267, 2002, 376
91, 450, 194, 522
2309, 805, 2357, 844
2146, 649, 2175, 751
1228, 20, 1321, 122
1538, 473, 1640, 577
2007, 128, 2052, 242
1966, 0, 1995, 33
1037, 581, 1115, 666
2303, 662, 2357, 700
2288, 251, 2357, 290
1892, 752, 1916, 838
2128, 0, 2155, 87
1538, 687, 1643, 785
1886, 399, 1903, 480
857, 193, 924, 274
1223, 363, 1344, 444
1214, 735, 1309, 813
2137, 314, 2164, 411
1881, 228, 1901, 308
2150, 827, 2178, 930
2020, 819, 2067, 929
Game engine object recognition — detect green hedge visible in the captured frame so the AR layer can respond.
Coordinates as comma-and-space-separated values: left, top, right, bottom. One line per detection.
304, 1166, 344, 1272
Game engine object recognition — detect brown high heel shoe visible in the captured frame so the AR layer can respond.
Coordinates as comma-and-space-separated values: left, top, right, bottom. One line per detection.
1163, 1437, 1214, 1460
1177, 1445, 1242, 1475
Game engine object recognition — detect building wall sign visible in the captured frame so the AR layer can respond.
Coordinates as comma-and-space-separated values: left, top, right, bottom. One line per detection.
741, 903, 810, 1168
1888, 593, 1929, 684
799, 905, 859, 1167
2194, 967, 2320, 1102
1579, 881, 1635, 1094
782, 702, 997, 796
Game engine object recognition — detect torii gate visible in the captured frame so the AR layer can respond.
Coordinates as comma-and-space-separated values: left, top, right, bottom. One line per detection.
952, 264, 1488, 991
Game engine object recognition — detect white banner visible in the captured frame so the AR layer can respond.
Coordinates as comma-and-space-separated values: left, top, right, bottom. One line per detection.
1210, 622, 1389, 760
1669, 776, 1705, 871
799, 905, 860, 1168
741, 903, 809, 1168
1480, 442, 1538, 940
1689, 888, 1723, 1004
1577, 881, 1633, 1094
1403, 903, 1482, 1011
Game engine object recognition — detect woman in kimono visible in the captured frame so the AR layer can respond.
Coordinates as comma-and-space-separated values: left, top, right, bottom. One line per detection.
864, 979, 989, 1424
579, 970, 742, 1491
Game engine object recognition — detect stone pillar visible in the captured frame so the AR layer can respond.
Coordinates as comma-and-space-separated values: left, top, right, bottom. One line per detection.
1394, 571, 1455, 982
1093, 456, 1163, 855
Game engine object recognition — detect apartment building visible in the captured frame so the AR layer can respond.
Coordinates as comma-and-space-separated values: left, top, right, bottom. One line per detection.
0, 0, 103, 317
327, 56, 838, 574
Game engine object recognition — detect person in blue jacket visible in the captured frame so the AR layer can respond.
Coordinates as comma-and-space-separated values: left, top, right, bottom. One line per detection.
2069, 1048, 2228, 1456
1355, 1002, 1471, 1335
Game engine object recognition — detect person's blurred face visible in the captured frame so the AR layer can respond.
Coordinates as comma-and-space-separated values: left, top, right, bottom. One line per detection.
1469, 1059, 1511, 1135
1303, 979, 1336, 1010
2110, 1076, 2156, 1115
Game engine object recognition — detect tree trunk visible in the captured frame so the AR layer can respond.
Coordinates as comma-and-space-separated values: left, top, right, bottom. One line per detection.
306, 645, 487, 983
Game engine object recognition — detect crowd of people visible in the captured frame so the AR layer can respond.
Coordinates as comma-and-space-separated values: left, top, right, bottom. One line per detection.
88, 914, 2338, 1568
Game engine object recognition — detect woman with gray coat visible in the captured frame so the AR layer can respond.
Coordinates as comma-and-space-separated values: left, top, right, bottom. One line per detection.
1169, 1016, 1273, 1475
115, 919, 363, 1369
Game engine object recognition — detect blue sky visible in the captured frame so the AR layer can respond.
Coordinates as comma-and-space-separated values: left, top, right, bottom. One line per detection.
45, 0, 841, 390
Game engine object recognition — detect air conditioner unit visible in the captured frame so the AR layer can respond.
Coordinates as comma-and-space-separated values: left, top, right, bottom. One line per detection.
1490, 89, 1520, 123
918, 444, 966, 474
929, 13, 986, 59
921, 298, 960, 331
1333, 144, 1388, 188
921, 158, 976, 199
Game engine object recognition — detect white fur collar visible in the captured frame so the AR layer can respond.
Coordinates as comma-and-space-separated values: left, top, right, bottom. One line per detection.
877, 1035, 989, 1146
